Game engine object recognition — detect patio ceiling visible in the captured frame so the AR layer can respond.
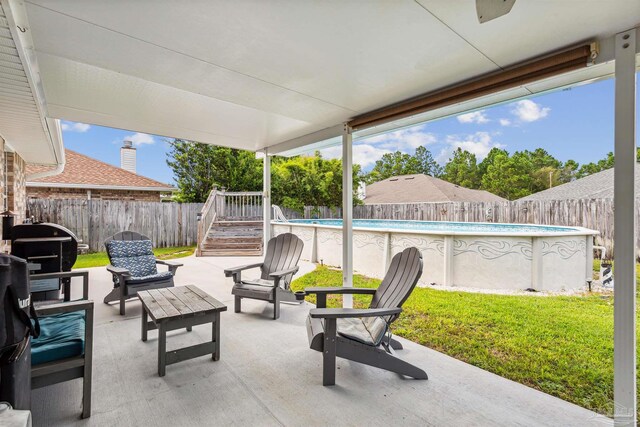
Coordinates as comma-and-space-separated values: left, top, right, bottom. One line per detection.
9, 0, 640, 156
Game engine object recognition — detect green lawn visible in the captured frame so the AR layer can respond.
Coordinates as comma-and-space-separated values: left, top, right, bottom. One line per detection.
291, 265, 634, 419
73, 246, 195, 269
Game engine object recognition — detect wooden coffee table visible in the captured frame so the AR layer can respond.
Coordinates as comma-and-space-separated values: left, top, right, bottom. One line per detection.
137, 285, 227, 376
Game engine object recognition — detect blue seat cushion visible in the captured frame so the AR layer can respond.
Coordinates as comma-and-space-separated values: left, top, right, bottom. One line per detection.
127, 270, 174, 285
107, 240, 158, 277
31, 311, 85, 366
30, 278, 60, 293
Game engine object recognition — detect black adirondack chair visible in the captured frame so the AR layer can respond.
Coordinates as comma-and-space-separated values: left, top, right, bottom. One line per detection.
103, 231, 182, 315
225, 233, 304, 320
305, 247, 427, 386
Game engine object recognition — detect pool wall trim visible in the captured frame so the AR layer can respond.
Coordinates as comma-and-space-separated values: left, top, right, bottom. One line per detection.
272, 219, 599, 292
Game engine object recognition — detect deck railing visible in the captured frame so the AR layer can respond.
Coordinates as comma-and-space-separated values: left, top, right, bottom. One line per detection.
218, 191, 263, 220
196, 188, 263, 256
196, 188, 219, 256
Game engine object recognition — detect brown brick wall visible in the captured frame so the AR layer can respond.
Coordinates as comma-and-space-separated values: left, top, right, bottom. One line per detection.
27, 186, 163, 202
7, 152, 27, 223
0, 139, 4, 210
0, 138, 6, 240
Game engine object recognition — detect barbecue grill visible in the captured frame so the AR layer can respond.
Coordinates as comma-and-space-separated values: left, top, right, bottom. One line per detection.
10, 222, 78, 301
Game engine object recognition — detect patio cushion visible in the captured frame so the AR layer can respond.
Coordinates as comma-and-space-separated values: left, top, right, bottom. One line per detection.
242, 278, 275, 287
107, 240, 157, 277
127, 270, 174, 285
31, 311, 85, 365
232, 281, 276, 299
30, 278, 60, 293
337, 317, 388, 346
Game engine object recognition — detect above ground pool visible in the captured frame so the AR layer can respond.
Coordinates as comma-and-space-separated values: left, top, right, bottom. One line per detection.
272, 219, 599, 292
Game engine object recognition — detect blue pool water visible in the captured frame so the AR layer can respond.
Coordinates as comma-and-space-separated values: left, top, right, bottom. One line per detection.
286, 219, 580, 234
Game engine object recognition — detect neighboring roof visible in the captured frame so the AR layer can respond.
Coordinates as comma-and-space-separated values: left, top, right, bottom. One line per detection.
26, 149, 175, 192
519, 167, 639, 201
363, 174, 506, 204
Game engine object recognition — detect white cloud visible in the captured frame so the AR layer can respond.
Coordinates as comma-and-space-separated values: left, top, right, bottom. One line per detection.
511, 100, 550, 122
499, 118, 511, 126
60, 122, 90, 133
319, 143, 392, 168
315, 126, 440, 168
437, 132, 505, 163
125, 132, 155, 145
361, 127, 437, 151
457, 110, 489, 124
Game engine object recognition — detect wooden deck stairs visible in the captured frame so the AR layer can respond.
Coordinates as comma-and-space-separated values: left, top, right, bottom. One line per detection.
199, 220, 263, 256
197, 189, 265, 257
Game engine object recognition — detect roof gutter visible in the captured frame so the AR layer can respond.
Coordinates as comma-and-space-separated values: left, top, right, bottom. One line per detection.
3, 0, 66, 179
25, 118, 65, 181
25, 182, 175, 192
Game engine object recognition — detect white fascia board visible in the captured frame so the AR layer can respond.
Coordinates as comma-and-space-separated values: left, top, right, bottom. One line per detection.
2, 0, 65, 167
26, 182, 176, 192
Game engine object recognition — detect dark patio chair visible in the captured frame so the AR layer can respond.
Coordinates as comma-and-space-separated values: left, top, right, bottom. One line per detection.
31, 270, 93, 419
103, 231, 182, 315
305, 247, 427, 386
225, 233, 304, 320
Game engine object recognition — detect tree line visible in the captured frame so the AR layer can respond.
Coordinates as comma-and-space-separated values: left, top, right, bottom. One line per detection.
166, 139, 623, 208
166, 139, 362, 210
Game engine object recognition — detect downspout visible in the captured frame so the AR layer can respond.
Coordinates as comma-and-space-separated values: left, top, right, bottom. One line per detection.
25, 118, 65, 181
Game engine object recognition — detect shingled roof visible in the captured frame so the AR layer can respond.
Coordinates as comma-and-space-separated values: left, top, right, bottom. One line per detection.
26, 149, 174, 191
519, 167, 639, 201
363, 174, 506, 204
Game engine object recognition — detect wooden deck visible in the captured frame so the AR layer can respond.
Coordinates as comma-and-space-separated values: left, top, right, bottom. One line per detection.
30, 256, 611, 426
199, 220, 263, 256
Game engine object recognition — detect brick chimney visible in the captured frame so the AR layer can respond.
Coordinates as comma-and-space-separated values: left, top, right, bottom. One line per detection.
120, 139, 136, 174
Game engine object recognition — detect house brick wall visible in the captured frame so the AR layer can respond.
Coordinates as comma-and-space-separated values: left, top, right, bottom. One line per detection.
26, 186, 163, 202
7, 152, 27, 223
0, 138, 6, 240
0, 138, 5, 211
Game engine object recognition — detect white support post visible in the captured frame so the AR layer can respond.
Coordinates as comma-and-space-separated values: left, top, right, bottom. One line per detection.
342, 124, 353, 308
613, 28, 637, 427
263, 149, 272, 246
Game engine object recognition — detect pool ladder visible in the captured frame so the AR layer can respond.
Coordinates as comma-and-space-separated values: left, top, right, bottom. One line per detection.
272, 205, 289, 223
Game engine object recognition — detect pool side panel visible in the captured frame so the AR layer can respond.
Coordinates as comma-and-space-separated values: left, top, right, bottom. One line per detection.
451, 236, 533, 290
274, 221, 598, 292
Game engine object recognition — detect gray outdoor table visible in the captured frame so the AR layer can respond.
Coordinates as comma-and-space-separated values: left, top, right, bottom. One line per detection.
137, 285, 227, 376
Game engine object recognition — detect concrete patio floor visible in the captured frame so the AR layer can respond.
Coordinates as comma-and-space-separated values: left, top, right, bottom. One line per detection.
31, 255, 611, 426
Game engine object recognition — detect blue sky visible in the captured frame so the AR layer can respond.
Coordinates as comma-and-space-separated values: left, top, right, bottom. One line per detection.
60, 75, 637, 184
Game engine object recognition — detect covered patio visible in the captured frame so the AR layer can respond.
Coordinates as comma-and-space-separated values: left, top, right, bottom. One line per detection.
0, 1, 638, 425
32, 256, 606, 426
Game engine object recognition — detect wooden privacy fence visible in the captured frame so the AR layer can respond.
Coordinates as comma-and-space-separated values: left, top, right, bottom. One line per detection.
26, 197, 628, 256
27, 199, 203, 252
282, 198, 621, 256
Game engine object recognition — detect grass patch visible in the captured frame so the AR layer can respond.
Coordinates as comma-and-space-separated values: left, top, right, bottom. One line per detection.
291, 265, 636, 418
73, 246, 195, 269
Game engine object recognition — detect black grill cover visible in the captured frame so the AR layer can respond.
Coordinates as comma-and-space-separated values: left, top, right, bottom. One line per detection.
0, 254, 38, 410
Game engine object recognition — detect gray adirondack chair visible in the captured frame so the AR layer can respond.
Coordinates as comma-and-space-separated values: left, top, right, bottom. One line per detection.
305, 247, 427, 386
225, 233, 304, 320
103, 231, 182, 315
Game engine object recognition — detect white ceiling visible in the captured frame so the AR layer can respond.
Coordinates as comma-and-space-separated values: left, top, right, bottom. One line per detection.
15, 0, 640, 155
